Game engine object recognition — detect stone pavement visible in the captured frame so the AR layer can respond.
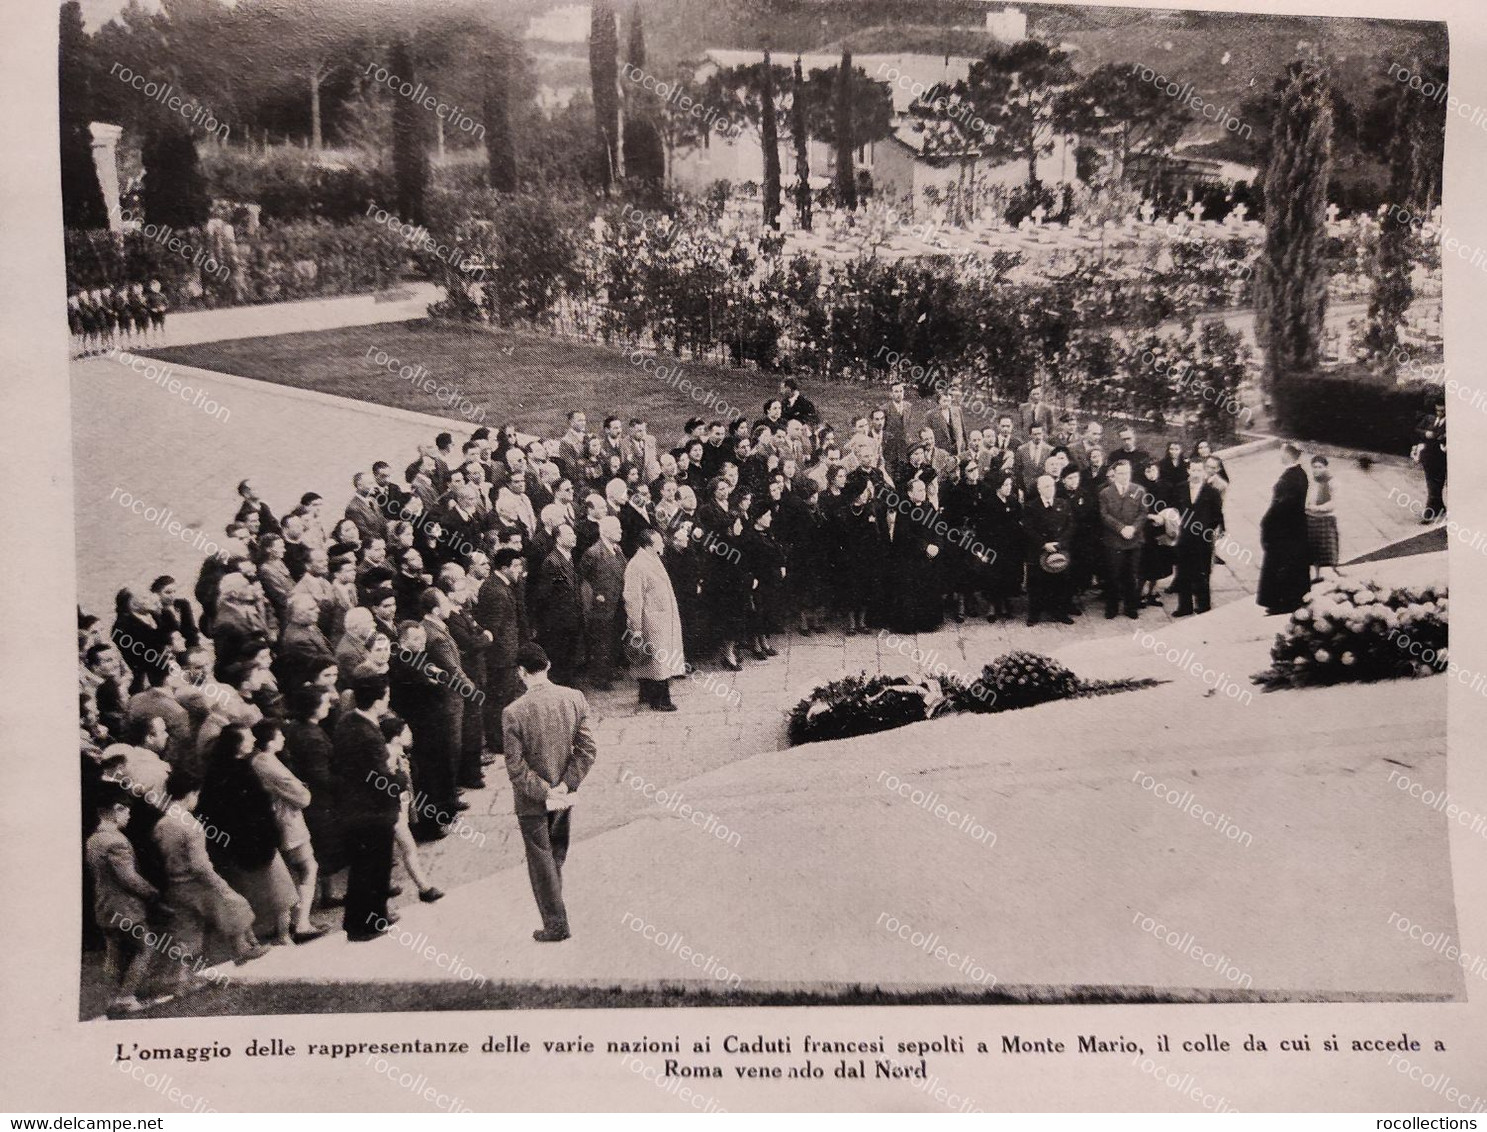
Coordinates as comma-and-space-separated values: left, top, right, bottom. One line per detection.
69, 350, 1438, 907
75, 283, 442, 353
213, 551, 1457, 1001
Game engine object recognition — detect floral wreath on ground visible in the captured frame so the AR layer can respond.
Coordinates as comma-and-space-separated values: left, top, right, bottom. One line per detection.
786, 650, 1164, 747
1251, 577, 1448, 691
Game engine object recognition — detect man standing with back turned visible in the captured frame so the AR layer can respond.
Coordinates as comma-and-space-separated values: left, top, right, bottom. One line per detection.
502, 643, 597, 942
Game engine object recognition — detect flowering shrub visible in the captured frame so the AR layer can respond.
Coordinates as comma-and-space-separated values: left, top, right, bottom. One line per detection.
1252, 578, 1448, 690
64, 217, 406, 311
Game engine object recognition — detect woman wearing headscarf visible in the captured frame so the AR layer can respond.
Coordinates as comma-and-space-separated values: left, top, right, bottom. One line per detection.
625, 529, 688, 710
196, 724, 297, 946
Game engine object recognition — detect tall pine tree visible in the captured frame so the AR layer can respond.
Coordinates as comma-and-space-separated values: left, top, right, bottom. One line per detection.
791, 56, 812, 231
589, 0, 620, 192
483, 40, 518, 192
834, 48, 856, 209
1255, 59, 1333, 397
59, 0, 108, 230
390, 39, 429, 226
761, 50, 781, 229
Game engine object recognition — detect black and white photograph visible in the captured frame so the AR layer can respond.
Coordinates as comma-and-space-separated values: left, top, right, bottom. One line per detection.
7, 0, 1487, 1115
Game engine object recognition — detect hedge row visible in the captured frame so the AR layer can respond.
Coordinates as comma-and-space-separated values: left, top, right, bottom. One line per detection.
1273, 365, 1440, 455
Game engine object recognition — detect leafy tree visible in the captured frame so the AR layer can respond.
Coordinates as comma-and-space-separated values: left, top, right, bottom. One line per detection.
760, 50, 782, 228
700, 60, 793, 145
790, 57, 811, 231
1058, 62, 1191, 184
232, 0, 371, 150
589, 0, 620, 191
389, 39, 429, 225
1255, 59, 1334, 396
962, 40, 1079, 188
60, 0, 108, 229
798, 58, 893, 150
903, 81, 988, 223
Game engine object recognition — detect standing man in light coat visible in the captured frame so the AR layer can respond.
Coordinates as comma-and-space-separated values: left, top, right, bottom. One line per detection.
623, 529, 686, 712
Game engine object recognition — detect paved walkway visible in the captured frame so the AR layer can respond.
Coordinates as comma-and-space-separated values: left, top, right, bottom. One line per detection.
68, 284, 1451, 1012
200, 550, 1456, 1004
75, 283, 441, 354
71, 348, 1438, 950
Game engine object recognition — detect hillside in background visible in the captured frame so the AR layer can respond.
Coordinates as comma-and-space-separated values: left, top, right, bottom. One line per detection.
568, 0, 1446, 172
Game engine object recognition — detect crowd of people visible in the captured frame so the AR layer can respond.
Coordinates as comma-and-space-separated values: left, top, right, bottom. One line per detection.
85, 368, 1372, 1014
68, 279, 169, 356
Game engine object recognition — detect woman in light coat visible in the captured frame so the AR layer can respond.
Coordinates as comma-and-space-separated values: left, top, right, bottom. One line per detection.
624, 529, 687, 712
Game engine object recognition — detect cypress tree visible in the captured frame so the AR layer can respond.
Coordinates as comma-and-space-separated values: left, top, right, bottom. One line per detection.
390, 39, 429, 226
761, 51, 781, 229
589, 0, 620, 192
59, 0, 108, 229
141, 123, 210, 229
1255, 59, 1333, 398
483, 42, 518, 192
791, 56, 812, 231
1363, 68, 1421, 372
621, 4, 665, 192
834, 48, 856, 209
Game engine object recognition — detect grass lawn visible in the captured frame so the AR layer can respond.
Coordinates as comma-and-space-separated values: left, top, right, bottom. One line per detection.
145, 319, 1210, 453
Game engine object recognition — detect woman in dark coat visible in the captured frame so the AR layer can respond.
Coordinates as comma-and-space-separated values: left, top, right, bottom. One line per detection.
888, 477, 945, 633
664, 524, 708, 664
387, 623, 448, 841
836, 471, 890, 634
778, 481, 828, 634
978, 473, 1024, 622
282, 685, 344, 904
196, 724, 296, 945
1059, 466, 1101, 599
939, 463, 982, 622
697, 477, 750, 670
818, 465, 851, 621
1139, 460, 1176, 605
742, 505, 788, 658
